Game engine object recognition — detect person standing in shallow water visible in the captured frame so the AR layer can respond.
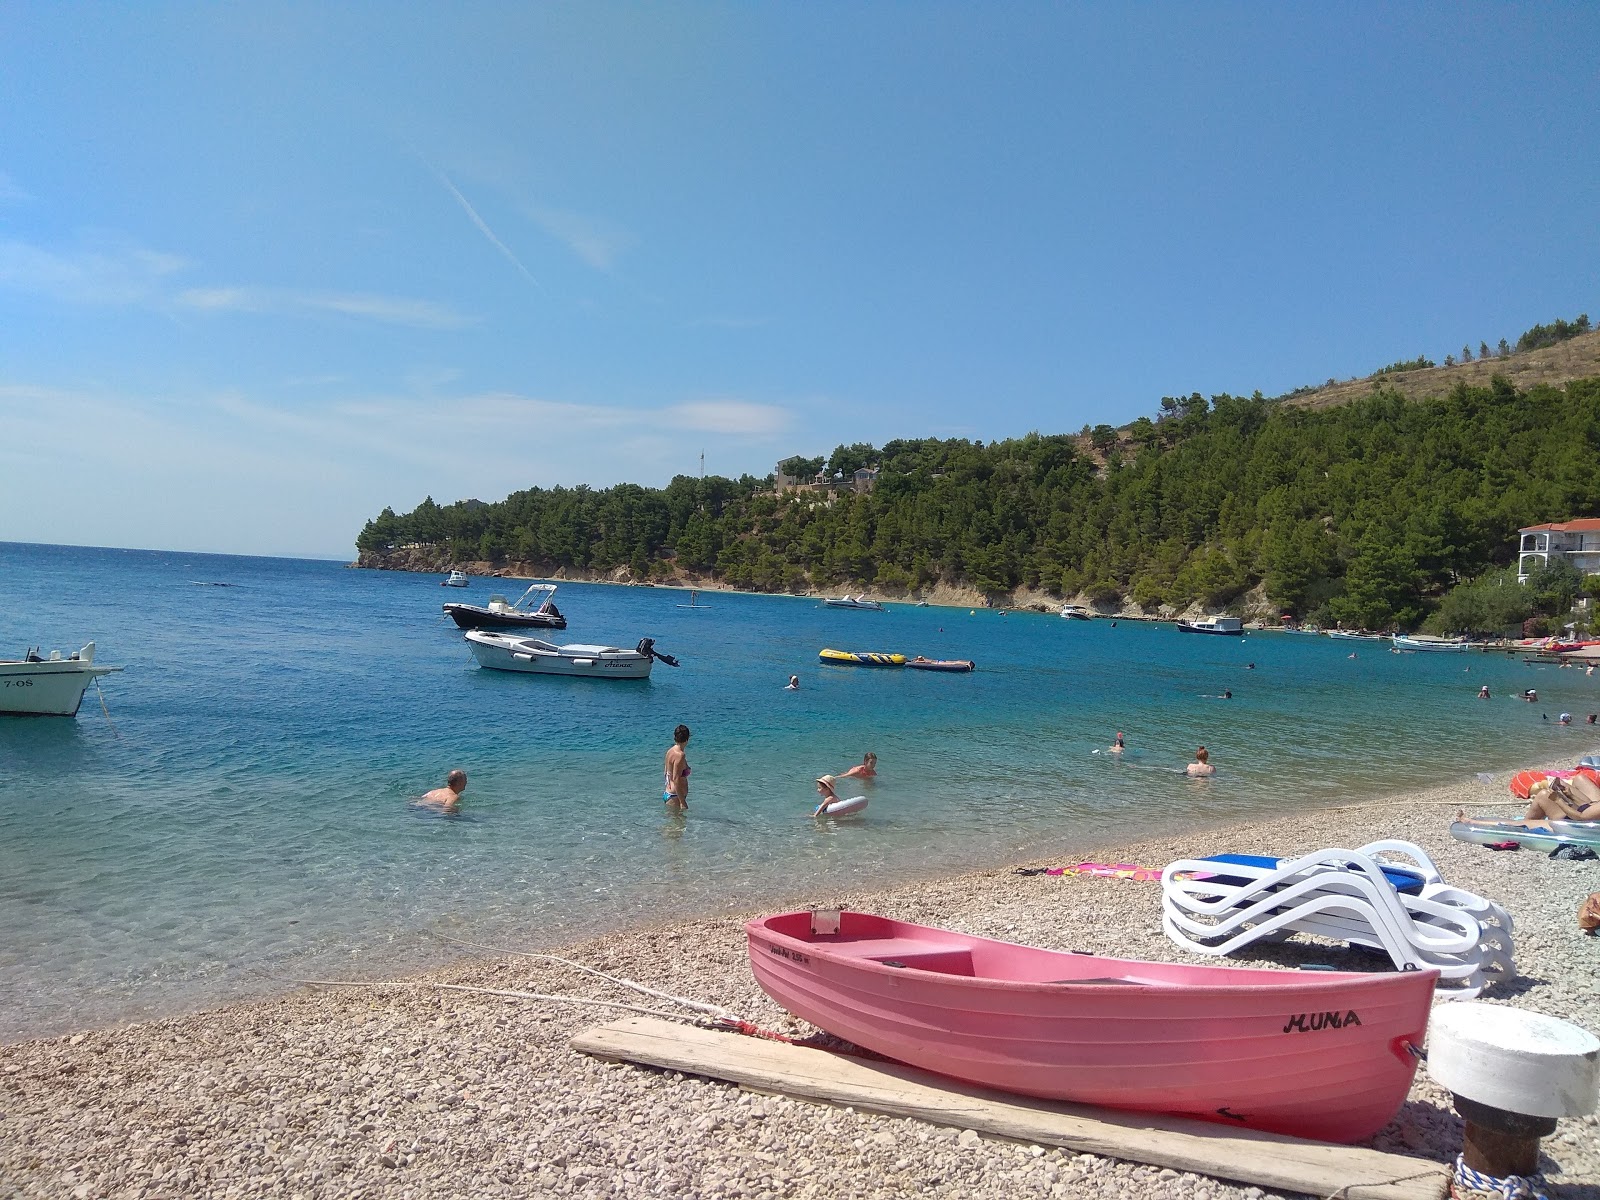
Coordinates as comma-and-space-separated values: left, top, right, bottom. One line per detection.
663, 724, 691, 812
1186, 746, 1215, 777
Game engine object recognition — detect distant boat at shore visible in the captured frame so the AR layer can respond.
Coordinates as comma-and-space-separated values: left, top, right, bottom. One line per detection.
441, 570, 469, 587
1392, 635, 1470, 652
823, 595, 884, 611
1176, 616, 1243, 635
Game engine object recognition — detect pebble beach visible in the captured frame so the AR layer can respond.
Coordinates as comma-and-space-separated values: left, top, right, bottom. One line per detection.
3, 770, 1598, 1200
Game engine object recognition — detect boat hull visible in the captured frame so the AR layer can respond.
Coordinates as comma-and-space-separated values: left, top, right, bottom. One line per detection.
747, 910, 1434, 1143
1391, 637, 1469, 652
0, 647, 120, 717
464, 632, 652, 679
906, 658, 975, 672
1450, 818, 1600, 852
442, 604, 566, 631
1176, 620, 1243, 635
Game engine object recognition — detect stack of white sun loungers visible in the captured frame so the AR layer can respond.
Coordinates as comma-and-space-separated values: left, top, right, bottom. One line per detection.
1161, 840, 1514, 1000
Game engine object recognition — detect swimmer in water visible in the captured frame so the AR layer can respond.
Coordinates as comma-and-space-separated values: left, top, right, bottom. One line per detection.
420, 769, 467, 811
784, 675, 800, 690
1222, 689, 1232, 699
1109, 731, 1125, 753
1186, 746, 1215, 777
1478, 685, 1490, 699
813, 774, 842, 816
839, 752, 877, 779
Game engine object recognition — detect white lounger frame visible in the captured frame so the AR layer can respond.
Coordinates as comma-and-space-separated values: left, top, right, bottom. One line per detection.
1161, 840, 1514, 1000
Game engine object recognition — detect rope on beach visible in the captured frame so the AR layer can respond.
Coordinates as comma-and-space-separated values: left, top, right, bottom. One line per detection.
1321, 1165, 1464, 1200
278, 975, 689, 1020
429, 932, 740, 1020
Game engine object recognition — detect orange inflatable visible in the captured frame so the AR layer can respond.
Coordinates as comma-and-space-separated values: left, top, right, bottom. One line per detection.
1509, 767, 1600, 799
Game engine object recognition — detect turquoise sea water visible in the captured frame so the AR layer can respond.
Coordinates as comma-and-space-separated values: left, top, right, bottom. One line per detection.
2, 541, 1595, 1043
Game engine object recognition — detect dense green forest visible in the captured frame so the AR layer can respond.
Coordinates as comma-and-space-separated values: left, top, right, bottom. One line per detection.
358, 372, 1600, 632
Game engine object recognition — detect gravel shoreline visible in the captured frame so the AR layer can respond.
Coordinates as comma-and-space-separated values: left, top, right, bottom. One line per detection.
4, 770, 1598, 1200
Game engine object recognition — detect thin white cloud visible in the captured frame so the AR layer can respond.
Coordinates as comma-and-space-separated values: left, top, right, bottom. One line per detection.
0, 238, 188, 305
669, 399, 792, 436
526, 206, 634, 271
176, 285, 472, 329
685, 314, 770, 330
432, 169, 541, 287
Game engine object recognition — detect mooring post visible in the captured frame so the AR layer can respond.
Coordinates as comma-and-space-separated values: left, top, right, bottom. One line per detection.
1426, 1002, 1598, 1190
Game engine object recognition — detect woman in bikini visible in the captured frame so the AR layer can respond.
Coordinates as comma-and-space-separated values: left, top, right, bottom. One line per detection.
1525, 774, 1600, 824
663, 724, 691, 812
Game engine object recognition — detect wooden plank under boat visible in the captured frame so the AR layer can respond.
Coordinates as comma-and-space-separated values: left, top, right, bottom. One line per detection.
747, 910, 1436, 1144
573, 1017, 1450, 1200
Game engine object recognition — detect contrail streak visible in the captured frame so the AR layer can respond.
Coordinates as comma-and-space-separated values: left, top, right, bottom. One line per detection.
434, 169, 542, 290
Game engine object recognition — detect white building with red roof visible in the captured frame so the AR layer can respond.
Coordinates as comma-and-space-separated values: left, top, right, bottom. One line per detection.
1517, 519, 1600, 582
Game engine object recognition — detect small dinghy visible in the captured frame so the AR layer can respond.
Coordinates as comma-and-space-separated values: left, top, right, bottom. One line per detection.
905, 656, 975, 672
465, 631, 678, 679
747, 909, 1435, 1143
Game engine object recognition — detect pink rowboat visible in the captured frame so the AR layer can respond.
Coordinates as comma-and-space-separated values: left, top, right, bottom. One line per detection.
747, 910, 1436, 1143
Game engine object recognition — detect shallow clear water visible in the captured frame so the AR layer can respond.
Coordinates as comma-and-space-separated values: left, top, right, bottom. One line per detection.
2, 542, 1593, 1041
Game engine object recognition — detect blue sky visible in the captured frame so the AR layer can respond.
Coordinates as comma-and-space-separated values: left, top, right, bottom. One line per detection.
3, 4, 1597, 559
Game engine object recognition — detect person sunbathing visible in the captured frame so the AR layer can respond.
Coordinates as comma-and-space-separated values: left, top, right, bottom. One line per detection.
1523, 776, 1600, 824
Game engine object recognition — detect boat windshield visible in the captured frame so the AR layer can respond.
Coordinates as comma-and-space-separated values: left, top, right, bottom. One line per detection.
514, 583, 559, 611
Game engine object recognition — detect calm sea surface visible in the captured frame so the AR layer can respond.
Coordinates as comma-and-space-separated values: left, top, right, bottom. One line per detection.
2, 542, 1593, 1042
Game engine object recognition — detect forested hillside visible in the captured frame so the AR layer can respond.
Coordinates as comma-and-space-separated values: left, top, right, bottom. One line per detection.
358, 373, 1600, 631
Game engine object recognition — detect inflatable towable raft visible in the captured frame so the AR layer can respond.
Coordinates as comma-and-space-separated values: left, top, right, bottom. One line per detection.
1450, 818, 1600, 853
819, 648, 906, 667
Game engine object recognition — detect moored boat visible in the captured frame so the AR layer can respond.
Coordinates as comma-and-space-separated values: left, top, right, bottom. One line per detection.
464, 630, 677, 679
0, 643, 123, 716
906, 656, 976, 672
1176, 616, 1243, 635
443, 582, 566, 630
818, 648, 905, 667
822, 595, 885, 611
1392, 635, 1470, 652
441, 570, 470, 587
747, 909, 1435, 1143
1058, 604, 1093, 620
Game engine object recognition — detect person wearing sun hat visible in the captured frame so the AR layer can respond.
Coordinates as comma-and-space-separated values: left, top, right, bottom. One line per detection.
813, 774, 841, 816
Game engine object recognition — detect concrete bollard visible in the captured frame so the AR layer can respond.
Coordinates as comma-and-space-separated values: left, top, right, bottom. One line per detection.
1426, 1002, 1598, 1185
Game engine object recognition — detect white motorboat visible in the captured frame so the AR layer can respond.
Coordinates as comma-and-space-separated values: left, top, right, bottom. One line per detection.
441, 570, 470, 588
443, 583, 565, 630
1059, 604, 1093, 620
1176, 616, 1244, 635
1392, 635, 1470, 652
1, 642, 123, 716
822, 595, 884, 611
464, 630, 678, 679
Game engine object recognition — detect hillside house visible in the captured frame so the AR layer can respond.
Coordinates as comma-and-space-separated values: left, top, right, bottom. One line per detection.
1517, 519, 1600, 582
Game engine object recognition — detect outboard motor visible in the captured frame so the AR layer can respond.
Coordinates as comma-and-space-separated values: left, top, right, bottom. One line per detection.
636, 637, 680, 667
